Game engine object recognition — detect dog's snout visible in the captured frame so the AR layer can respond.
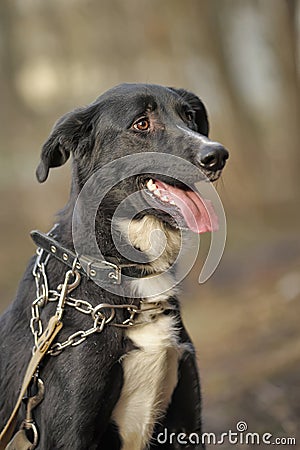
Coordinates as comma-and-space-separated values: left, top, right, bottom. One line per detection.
198, 144, 229, 172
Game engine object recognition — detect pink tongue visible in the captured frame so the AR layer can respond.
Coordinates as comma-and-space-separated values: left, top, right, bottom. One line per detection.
155, 180, 218, 234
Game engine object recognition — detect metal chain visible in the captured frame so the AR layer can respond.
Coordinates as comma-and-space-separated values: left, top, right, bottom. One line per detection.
31, 248, 52, 351
30, 248, 168, 356
21, 245, 169, 449
48, 315, 106, 356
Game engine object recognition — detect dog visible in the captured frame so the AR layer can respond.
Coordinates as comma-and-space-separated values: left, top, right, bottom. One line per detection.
0, 83, 228, 450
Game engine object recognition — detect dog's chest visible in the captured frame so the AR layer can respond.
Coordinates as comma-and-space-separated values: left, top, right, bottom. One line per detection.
112, 313, 179, 450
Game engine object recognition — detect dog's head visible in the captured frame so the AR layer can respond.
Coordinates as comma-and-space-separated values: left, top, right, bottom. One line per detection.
37, 83, 228, 237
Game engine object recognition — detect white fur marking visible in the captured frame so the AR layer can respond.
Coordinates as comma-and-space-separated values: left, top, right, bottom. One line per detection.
113, 215, 182, 449
112, 315, 180, 450
117, 216, 181, 273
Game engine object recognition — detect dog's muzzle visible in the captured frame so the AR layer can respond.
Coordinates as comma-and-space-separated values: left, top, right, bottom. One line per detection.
176, 125, 229, 176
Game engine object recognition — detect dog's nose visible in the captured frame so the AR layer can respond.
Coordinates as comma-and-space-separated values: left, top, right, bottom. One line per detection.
198, 144, 229, 172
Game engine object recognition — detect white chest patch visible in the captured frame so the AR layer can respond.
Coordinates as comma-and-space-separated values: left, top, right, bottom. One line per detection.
112, 215, 182, 449
112, 314, 180, 450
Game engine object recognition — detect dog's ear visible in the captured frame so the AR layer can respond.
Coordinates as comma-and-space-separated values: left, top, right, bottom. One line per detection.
169, 88, 209, 136
36, 105, 98, 183
36, 112, 72, 183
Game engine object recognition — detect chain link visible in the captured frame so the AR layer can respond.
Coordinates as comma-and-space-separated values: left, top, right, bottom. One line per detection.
30, 247, 169, 356
64, 298, 93, 314
48, 315, 107, 355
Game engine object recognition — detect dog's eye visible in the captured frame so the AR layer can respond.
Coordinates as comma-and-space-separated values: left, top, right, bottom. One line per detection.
133, 118, 150, 132
185, 111, 195, 122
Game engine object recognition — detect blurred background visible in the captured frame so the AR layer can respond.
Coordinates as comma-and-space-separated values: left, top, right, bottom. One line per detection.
0, 0, 299, 447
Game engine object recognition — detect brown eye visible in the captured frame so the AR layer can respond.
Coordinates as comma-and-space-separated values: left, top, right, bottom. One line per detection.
133, 118, 150, 132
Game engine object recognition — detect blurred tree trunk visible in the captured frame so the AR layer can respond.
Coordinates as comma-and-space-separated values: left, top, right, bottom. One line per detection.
0, 1, 28, 118
277, 0, 300, 168
0, 1, 18, 117
262, 0, 300, 198
195, 0, 300, 206
194, 0, 262, 206
0, 0, 36, 139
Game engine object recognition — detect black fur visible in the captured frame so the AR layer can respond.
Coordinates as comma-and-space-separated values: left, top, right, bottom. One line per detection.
0, 83, 228, 449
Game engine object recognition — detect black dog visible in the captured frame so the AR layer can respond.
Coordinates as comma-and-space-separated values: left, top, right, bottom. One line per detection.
0, 83, 228, 450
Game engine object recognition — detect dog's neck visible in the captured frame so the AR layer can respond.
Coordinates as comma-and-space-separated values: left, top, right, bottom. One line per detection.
116, 216, 181, 274
56, 196, 181, 277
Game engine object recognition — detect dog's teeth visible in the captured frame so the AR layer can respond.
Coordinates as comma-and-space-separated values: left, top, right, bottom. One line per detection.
161, 195, 169, 202
147, 179, 157, 192
154, 189, 161, 197
170, 199, 176, 206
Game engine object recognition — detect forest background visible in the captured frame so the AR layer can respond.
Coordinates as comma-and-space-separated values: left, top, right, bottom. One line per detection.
0, 1, 299, 447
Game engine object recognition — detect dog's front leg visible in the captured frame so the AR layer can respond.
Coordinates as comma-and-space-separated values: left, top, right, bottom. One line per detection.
35, 331, 125, 450
150, 322, 205, 450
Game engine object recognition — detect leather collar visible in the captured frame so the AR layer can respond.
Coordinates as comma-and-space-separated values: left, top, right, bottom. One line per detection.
30, 229, 146, 286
